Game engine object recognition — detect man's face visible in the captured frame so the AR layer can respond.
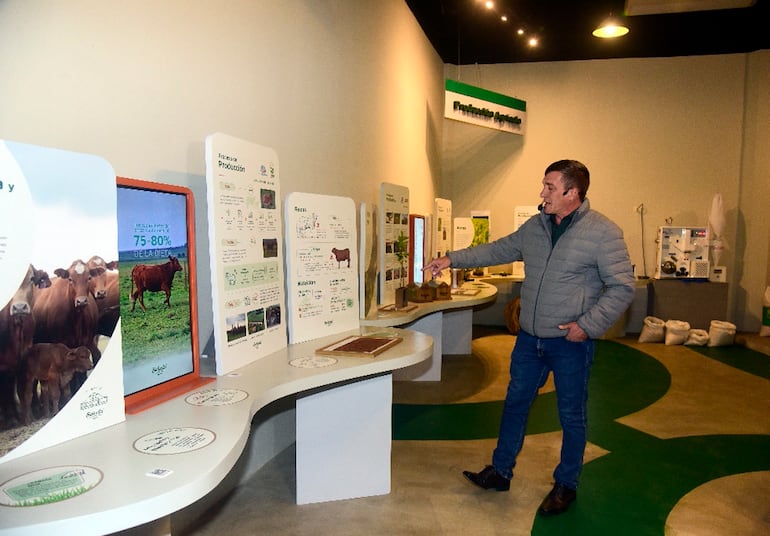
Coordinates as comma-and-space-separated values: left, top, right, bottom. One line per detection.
539, 171, 578, 218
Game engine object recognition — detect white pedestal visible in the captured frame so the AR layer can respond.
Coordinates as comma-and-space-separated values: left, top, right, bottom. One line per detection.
394, 311, 443, 381
442, 309, 473, 354
295, 374, 392, 504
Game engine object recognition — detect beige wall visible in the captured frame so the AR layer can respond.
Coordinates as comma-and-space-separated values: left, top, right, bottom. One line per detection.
0, 0, 445, 347
736, 51, 770, 330
443, 53, 769, 331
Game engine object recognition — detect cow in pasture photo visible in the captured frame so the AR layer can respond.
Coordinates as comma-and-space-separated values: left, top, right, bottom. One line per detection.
130, 256, 183, 312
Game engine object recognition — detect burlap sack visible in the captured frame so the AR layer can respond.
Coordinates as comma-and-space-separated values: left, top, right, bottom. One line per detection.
684, 328, 709, 346
665, 320, 691, 345
638, 316, 665, 343
708, 320, 736, 347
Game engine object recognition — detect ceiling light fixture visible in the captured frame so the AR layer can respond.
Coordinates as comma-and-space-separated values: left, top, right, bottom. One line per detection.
592, 16, 630, 38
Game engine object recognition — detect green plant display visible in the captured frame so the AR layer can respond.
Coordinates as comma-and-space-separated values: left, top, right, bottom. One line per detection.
470, 217, 489, 247
394, 231, 409, 288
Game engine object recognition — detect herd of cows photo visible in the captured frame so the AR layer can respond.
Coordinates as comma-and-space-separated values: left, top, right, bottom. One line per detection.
0, 254, 191, 455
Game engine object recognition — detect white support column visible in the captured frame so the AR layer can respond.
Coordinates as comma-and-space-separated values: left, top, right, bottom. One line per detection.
442, 308, 473, 355
394, 311, 443, 381
295, 374, 392, 505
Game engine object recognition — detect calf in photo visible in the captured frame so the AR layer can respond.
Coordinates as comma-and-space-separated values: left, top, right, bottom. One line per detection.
20, 343, 92, 424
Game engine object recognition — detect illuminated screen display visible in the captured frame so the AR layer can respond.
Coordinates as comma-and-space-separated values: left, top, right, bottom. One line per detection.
410, 215, 426, 285
116, 178, 200, 401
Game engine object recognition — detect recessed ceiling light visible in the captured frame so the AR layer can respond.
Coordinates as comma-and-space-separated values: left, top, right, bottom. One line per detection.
528, 37, 538, 47
517, 28, 525, 36
485, 1, 494, 9
501, 15, 508, 22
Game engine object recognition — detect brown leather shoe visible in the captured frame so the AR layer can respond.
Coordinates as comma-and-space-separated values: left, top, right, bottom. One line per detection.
537, 483, 576, 516
462, 465, 510, 491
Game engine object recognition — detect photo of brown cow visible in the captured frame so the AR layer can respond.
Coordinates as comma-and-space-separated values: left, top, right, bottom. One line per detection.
116, 182, 197, 400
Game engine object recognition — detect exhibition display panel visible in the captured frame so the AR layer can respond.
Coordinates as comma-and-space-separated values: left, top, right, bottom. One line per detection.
284, 192, 359, 344
0, 140, 125, 463
116, 177, 214, 414
204, 134, 287, 375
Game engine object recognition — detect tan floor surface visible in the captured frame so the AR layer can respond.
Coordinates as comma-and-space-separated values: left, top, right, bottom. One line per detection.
178, 333, 770, 536
616, 339, 770, 438
616, 339, 770, 536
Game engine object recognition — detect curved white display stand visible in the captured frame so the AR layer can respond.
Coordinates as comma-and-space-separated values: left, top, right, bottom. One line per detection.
0, 327, 432, 536
361, 281, 497, 327
361, 282, 497, 381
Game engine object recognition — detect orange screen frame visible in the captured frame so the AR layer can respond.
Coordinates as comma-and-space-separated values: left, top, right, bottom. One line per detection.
117, 177, 213, 414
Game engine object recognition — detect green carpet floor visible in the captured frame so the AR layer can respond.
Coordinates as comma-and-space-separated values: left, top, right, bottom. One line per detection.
393, 339, 770, 535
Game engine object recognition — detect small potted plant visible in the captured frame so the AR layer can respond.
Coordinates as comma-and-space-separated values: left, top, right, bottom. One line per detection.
393, 231, 409, 309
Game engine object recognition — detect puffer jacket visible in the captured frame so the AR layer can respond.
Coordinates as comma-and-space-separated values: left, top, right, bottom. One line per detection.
447, 199, 634, 339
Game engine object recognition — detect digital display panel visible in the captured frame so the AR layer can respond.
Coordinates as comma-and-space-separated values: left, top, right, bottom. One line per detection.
409, 214, 426, 285
116, 177, 210, 412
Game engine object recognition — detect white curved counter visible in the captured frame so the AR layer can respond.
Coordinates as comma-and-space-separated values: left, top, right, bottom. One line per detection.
0, 326, 433, 536
361, 282, 497, 381
360, 281, 497, 327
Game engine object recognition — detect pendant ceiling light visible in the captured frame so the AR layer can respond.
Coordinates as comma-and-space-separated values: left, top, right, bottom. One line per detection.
592, 16, 630, 38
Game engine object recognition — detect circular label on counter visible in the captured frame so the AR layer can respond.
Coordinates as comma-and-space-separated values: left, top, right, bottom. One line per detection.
0, 465, 102, 507
289, 355, 337, 368
185, 388, 249, 407
133, 427, 216, 455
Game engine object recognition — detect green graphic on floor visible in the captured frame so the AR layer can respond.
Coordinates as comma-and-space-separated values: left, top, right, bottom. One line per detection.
393, 339, 770, 535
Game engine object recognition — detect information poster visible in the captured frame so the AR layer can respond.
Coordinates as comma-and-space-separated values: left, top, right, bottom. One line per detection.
433, 198, 452, 259
378, 183, 409, 306
205, 134, 286, 375
359, 203, 379, 319
453, 217, 474, 250
285, 192, 358, 344
512, 205, 539, 278
514, 205, 539, 230
431, 198, 452, 284
0, 140, 124, 464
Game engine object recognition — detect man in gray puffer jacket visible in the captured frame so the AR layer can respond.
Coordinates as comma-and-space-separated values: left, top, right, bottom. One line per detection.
424, 159, 634, 516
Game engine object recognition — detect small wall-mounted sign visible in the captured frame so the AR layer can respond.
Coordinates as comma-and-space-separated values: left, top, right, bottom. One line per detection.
444, 79, 526, 135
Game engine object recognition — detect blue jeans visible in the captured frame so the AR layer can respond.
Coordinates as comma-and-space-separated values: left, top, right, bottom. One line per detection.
491, 330, 595, 490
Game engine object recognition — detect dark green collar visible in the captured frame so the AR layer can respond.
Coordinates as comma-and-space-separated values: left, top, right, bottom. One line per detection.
550, 211, 576, 246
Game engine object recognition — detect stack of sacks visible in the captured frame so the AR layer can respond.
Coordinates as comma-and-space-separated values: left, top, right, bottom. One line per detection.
638, 316, 665, 343
637, 316, 736, 347
665, 320, 691, 345
684, 329, 709, 346
708, 320, 736, 347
